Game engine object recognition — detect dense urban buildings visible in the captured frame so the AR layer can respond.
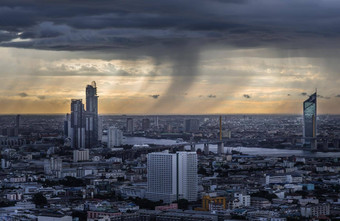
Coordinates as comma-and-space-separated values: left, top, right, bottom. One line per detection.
0, 84, 339, 220
1, 0, 340, 220
0, 113, 340, 220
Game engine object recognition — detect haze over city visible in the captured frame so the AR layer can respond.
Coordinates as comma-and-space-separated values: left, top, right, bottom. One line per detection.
0, 0, 340, 114
1, 1, 340, 221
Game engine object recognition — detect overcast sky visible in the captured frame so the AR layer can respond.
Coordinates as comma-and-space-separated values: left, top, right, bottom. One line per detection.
0, 0, 339, 114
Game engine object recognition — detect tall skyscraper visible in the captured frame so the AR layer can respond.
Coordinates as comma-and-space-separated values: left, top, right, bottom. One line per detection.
86, 81, 98, 113
146, 151, 198, 203
108, 126, 123, 147
303, 92, 317, 147
68, 82, 99, 149
126, 118, 134, 133
70, 99, 85, 149
84, 81, 99, 148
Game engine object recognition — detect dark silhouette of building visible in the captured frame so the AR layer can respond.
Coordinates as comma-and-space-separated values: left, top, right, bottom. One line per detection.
70, 99, 85, 149
64, 114, 70, 138
84, 81, 99, 148
184, 119, 200, 133
142, 118, 150, 131
303, 92, 317, 149
16, 115, 20, 134
126, 118, 134, 133
67, 82, 99, 149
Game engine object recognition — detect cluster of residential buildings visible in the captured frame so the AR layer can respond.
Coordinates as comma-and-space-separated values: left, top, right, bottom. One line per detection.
1, 135, 340, 220
0, 84, 339, 220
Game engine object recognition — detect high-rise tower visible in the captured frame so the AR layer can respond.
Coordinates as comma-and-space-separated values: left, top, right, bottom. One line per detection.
70, 99, 85, 149
86, 81, 98, 114
108, 126, 123, 147
146, 151, 198, 203
126, 118, 134, 133
303, 92, 317, 148
68, 82, 100, 149
84, 81, 99, 148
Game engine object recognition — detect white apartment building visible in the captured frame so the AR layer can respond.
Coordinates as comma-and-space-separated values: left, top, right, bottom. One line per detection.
266, 174, 302, 185
146, 151, 198, 203
234, 192, 251, 207
301, 203, 330, 217
108, 126, 123, 147
73, 149, 90, 162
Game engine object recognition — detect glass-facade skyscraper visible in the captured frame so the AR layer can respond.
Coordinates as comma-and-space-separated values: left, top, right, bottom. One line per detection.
70, 99, 85, 149
67, 82, 99, 149
303, 92, 317, 146
84, 81, 99, 148
146, 151, 198, 203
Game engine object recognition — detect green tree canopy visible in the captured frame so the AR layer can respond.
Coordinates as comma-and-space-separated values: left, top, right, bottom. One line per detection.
32, 193, 47, 207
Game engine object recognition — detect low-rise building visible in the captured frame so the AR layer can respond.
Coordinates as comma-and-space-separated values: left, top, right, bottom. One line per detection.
251, 197, 271, 209
300, 203, 330, 218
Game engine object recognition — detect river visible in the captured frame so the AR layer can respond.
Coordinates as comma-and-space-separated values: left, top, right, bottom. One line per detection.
122, 137, 340, 158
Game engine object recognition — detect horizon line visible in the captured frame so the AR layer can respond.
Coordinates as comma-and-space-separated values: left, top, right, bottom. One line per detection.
0, 113, 339, 116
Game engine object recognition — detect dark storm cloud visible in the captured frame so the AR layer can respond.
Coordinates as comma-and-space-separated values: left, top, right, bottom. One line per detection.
0, 31, 17, 42
243, 94, 251, 99
299, 93, 330, 99
208, 94, 217, 98
1, 0, 340, 110
0, 7, 36, 30
2, 0, 340, 65
19, 22, 71, 39
317, 94, 330, 99
17, 93, 46, 99
18, 92, 28, 97
150, 95, 160, 99
2, 0, 340, 51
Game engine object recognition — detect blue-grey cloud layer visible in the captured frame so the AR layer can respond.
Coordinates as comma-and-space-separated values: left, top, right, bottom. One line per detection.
1, 0, 340, 111
1, 0, 340, 51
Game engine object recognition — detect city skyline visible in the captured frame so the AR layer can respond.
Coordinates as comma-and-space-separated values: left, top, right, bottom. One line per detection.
0, 1, 340, 114
0, 81, 337, 115
0, 1, 339, 218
